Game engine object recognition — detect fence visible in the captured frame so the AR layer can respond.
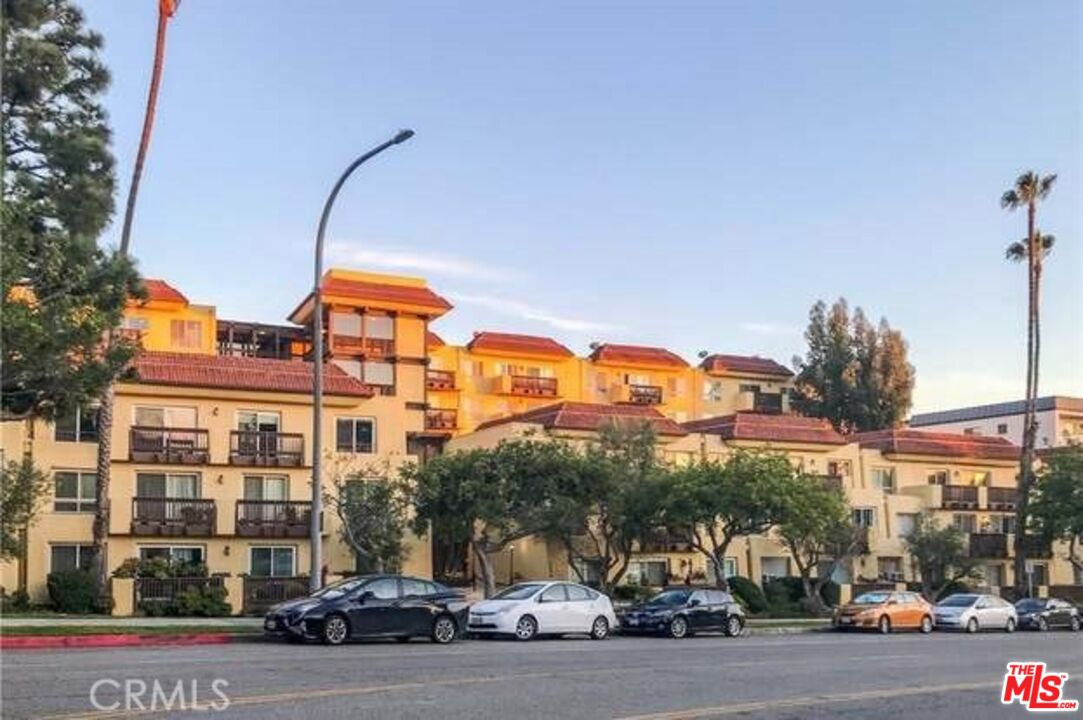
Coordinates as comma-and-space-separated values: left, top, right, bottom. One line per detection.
133, 576, 225, 613
242, 576, 310, 615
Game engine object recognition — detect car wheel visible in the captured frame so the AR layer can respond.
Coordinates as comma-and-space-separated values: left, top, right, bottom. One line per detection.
669, 616, 689, 639
514, 615, 538, 641
878, 616, 891, 635
1037, 617, 1048, 632
920, 615, 933, 634
966, 617, 979, 634
432, 615, 457, 644
1005, 617, 1016, 634
590, 616, 609, 640
321, 614, 349, 646
1070, 616, 1081, 633
725, 615, 744, 637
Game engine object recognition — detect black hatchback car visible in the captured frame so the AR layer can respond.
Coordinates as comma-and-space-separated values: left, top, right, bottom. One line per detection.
1015, 597, 1082, 632
264, 575, 469, 645
618, 587, 745, 639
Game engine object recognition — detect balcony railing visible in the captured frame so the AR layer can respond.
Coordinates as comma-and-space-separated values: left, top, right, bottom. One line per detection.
331, 335, 395, 357
1021, 535, 1053, 559
508, 375, 559, 397
425, 409, 457, 431
426, 369, 456, 391
987, 487, 1019, 510
229, 431, 304, 467
752, 393, 784, 414
941, 485, 979, 509
131, 497, 216, 537
625, 384, 663, 405
129, 426, 209, 464
236, 500, 312, 538
970, 532, 1009, 558
134, 576, 224, 612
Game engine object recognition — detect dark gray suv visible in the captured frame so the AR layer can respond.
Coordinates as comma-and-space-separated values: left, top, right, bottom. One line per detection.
618, 587, 745, 639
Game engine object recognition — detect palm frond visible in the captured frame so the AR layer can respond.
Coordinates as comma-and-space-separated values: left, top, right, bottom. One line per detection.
1039, 233, 1056, 255
1004, 242, 1027, 261
1038, 174, 1058, 199
1000, 189, 1021, 209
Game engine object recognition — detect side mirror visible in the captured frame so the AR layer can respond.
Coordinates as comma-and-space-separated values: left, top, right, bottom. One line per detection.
688, 599, 701, 607
355, 590, 374, 604
886, 599, 897, 606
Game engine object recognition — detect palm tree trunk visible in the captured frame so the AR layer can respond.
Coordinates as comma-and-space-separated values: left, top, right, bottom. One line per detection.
1013, 202, 1039, 597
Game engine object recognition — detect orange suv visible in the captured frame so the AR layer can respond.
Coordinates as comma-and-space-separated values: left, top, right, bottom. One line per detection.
834, 590, 934, 634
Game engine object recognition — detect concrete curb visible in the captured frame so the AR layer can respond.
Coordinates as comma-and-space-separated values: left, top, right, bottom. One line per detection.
0, 633, 262, 650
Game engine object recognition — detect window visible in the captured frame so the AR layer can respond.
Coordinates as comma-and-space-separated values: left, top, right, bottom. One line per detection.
401, 578, 437, 597
140, 546, 205, 565
895, 513, 918, 539
136, 473, 200, 498
992, 514, 1016, 534
871, 467, 895, 493
122, 316, 149, 331
739, 383, 761, 393
708, 590, 733, 604
237, 411, 280, 433
967, 471, 991, 487
362, 361, 394, 387
336, 418, 375, 453
828, 460, 851, 478
723, 557, 738, 579
927, 470, 949, 486
331, 311, 362, 337
997, 423, 1009, 435
50, 544, 97, 573
1026, 562, 1049, 587
134, 405, 197, 428
54, 405, 99, 443
170, 319, 203, 349
703, 381, 724, 402
540, 585, 568, 602
689, 590, 709, 605
54, 471, 96, 512
365, 315, 394, 340
852, 508, 876, 527
244, 475, 288, 501
464, 360, 484, 378
952, 514, 976, 533
363, 577, 400, 599
565, 585, 592, 601
249, 546, 295, 577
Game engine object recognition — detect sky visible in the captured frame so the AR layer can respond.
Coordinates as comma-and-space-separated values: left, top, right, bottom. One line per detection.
82, 0, 1082, 413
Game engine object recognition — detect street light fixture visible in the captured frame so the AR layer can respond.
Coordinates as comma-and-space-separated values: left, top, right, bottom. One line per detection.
309, 129, 415, 593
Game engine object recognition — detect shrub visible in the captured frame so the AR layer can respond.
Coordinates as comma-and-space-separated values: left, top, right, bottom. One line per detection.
47, 569, 97, 614
1, 588, 31, 612
612, 584, 657, 602
819, 580, 841, 608
728, 576, 769, 614
112, 556, 209, 579
174, 585, 231, 617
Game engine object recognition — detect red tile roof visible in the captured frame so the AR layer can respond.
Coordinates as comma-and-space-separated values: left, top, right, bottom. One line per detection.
588, 343, 689, 369
427, 331, 445, 349
856, 429, 1020, 461
129, 352, 374, 397
476, 401, 687, 436
141, 279, 188, 305
700, 354, 792, 378
683, 413, 846, 445
467, 331, 574, 358
289, 275, 452, 322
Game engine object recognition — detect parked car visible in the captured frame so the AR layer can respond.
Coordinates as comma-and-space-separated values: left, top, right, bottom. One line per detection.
1015, 597, 1082, 632
263, 575, 468, 646
833, 590, 934, 634
618, 587, 745, 639
934, 593, 1017, 633
467, 581, 617, 641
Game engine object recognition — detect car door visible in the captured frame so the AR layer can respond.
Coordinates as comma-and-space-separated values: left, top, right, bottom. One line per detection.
396, 578, 439, 635
687, 590, 711, 631
1049, 600, 1069, 628
564, 584, 596, 632
348, 577, 403, 636
533, 584, 571, 633
903, 593, 925, 628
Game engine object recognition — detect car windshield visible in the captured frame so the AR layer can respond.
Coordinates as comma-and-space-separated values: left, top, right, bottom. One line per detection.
938, 594, 978, 608
312, 577, 367, 599
646, 590, 691, 606
852, 592, 891, 605
1016, 599, 1047, 612
493, 583, 546, 600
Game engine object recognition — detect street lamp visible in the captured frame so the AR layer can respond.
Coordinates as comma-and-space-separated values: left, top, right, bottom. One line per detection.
310, 129, 415, 593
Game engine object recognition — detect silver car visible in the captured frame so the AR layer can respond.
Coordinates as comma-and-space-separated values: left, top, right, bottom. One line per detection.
934, 593, 1017, 633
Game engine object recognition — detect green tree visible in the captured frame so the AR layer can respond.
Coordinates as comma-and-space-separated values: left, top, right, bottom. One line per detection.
1029, 444, 1083, 580
662, 450, 796, 587
326, 473, 410, 574
0, 457, 51, 561
540, 422, 667, 594
1001, 170, 1057, 597
776, 475, 861, 614
903, 514, 978, 600
791, 299, 914, 434
1, 0, 140, 421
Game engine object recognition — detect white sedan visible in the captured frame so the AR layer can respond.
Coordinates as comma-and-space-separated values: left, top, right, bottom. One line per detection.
934, 593, 1017, 633
467, 581, 618, 641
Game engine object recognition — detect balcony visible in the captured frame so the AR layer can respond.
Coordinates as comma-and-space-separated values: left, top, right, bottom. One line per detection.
229, 431, 304, 467
131, 497, 216, 537
129, 427, 210, 465
494, 374, 559, 398
1021, 535, 1053, 559
425, 409, 458, 432
970, 532, 1009, 558
615, 384, 664, 406
330, 335, 395, 357
987, 487, 1019, 511
235, 500, 313, 538
940, 485, 979, 509
426, 369, 456, 391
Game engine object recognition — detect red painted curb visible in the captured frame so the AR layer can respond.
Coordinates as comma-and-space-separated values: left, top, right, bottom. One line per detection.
0, 633, 260, 650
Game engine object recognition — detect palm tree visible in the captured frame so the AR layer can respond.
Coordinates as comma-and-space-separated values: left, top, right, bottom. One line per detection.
92, 0, 179, 605
1000, 171, 1056, 598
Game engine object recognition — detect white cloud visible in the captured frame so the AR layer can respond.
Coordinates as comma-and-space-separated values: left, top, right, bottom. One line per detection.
740, 321, 800, 337
327, 243, 513, 282
449, 292, 623, 334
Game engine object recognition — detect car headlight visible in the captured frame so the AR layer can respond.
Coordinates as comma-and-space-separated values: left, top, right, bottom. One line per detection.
494, 605, 516, 615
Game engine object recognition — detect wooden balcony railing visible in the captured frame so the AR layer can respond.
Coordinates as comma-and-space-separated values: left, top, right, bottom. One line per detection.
970, 532, 1009, 558
229, 431, 304, 467
941, 485, 979, 509
425, 369, 456, 391
508, 375, 559, 397
1021, 535, 1053, 559
987, 487, 1019, 510
626, 384, 663, 405
235, 500, 312, 538
425, 409, 457, 431
135, 576, 224, 611
131, 497, 216, 537
331, 335, 395, 357
129, 426, 209, 464
752, 392, 784, 415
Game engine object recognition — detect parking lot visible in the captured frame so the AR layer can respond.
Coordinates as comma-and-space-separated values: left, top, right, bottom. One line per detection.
3, 631, 1080, 719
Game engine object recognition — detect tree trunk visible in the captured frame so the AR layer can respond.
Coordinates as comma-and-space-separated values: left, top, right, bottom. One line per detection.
709, 537, 734, 590
471, 540, 496, 598
92, 386, 113, 609
1013, 201, 1039, 598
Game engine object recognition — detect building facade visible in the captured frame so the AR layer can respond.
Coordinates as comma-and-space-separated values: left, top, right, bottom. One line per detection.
909, 396, 1083, 449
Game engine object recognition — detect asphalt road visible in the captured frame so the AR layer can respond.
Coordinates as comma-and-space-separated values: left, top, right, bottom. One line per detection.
3, 631, 1081, 719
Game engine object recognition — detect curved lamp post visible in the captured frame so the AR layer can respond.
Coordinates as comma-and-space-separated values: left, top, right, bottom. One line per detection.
310, 129, 415, 592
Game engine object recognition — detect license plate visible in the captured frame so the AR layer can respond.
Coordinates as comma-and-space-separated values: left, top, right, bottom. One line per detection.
264, 619, 275, 630
838, 617, 852, 625
626, 618, 639, 626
